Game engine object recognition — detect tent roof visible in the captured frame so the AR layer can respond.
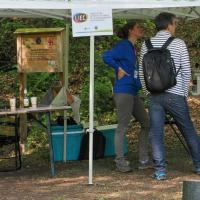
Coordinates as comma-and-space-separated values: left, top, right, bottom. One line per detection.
0, 0, 199, 20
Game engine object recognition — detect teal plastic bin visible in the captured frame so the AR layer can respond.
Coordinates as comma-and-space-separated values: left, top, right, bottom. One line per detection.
97, 125, 128, 157
51, 125, 84, 161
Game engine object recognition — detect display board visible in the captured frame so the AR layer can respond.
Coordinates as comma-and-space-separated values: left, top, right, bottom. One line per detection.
15, 28, 64, 72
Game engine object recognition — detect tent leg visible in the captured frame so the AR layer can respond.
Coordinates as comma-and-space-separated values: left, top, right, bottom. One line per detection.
63, 23, 69, 163
89, 35, 94, 185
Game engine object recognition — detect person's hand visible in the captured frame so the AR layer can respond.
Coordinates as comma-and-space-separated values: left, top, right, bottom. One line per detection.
118, 67, 130, 80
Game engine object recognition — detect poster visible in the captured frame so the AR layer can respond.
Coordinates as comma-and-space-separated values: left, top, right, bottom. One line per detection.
17, 34, 62, 72
72, 8, 113, 37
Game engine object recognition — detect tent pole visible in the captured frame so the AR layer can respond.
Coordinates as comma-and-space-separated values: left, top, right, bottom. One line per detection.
89, 35, 94, 185
63, 22, 69, 162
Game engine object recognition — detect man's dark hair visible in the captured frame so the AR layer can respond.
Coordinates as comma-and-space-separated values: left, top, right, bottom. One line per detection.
155, 12, 176, 31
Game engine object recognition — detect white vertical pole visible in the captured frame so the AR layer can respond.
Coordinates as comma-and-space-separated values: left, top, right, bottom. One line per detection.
63, 23, 69, 162
89, 35, 94, 185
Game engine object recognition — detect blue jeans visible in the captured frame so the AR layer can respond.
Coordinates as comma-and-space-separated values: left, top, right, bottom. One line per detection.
149, 92, 200, 173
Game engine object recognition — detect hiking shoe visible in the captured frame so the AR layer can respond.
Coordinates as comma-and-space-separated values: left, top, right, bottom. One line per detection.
115, 158, 132, 173
138, 160, 154, 170
153, 171, 167, 181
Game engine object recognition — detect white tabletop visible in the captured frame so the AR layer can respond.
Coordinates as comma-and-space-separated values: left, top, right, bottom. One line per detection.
0, 105, 70, 116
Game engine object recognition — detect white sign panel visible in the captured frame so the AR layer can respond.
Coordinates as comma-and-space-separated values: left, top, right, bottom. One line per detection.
72, 8, 113, 37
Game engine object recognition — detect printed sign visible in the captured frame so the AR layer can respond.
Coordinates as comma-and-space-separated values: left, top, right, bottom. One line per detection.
17, 33, 63, 72
72, 8, 113, 37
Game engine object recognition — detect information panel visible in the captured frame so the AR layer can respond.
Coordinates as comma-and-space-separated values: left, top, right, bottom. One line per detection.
17, 33, 63, 72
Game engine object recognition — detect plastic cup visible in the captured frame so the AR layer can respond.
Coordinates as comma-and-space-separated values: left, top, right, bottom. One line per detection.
31, 97, 37, 108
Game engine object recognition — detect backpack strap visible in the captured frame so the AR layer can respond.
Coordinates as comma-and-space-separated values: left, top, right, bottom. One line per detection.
162, 37, 175, 49
162, 37, 181, 75
145, 39, 153, 50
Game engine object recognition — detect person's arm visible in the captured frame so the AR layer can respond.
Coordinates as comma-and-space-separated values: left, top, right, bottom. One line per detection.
180, 40, 191, 97
103, 43, 130, 79
138, 42, 149, 95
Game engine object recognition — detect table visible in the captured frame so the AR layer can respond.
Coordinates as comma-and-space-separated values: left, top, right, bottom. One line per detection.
0, 105, 70, 176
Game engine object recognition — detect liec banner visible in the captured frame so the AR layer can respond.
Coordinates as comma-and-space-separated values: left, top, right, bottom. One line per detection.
71, 8, 113, 37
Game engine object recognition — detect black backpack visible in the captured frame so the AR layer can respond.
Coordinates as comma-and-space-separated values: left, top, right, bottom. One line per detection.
142, 37, 181, 94
79, 129, 105, 160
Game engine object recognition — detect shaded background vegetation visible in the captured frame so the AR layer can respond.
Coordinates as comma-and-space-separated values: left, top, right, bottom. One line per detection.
0, 18, 199, 200
0, 17, 199, 125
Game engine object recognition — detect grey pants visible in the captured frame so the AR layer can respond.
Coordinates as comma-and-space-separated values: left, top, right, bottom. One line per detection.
114, 93, 150, 163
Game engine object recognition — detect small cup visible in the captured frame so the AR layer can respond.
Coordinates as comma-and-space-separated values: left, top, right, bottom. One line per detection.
31, 97, 37, 108
10, 98, 16, 111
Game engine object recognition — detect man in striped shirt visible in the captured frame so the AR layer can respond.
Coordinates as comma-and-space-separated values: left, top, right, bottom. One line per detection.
139, 12, 200, 180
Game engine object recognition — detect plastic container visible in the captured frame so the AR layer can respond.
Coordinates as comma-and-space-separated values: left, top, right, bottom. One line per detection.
51, 125, 84, 161
97, 124, 128, 157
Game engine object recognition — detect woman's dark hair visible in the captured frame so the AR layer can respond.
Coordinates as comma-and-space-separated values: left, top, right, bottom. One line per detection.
117, 21, 137, 39
155, 12, 176, 31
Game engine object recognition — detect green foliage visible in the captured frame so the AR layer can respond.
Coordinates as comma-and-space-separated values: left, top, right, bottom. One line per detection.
0, 18, 66, 69
80, 75, 114, 122
0, 70, 18, 107
26, 124, 48, 150
0, 17, 199, 127
192, 31, 200, 47
68, 36, 90, 84
176, 19, 200, 66
26, 73, 59, 99
0, 18, 67, 106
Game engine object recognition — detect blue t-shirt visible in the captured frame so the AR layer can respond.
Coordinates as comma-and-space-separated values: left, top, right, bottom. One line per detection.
103, 39, 142, 95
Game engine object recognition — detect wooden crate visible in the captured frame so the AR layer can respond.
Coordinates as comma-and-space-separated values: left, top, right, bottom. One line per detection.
15, 28, 65, 73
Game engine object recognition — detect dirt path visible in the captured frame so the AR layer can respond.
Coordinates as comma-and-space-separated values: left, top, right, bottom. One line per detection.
0, 96, 200, 200
0, 152, 199, 200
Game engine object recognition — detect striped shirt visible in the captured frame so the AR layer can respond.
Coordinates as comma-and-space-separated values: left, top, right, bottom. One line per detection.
139, 31, 191, 97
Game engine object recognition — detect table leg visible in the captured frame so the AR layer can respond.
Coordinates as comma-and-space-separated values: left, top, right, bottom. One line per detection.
15, 115, 22, 170
63, 110, 67, 162
46, 112, 55, 176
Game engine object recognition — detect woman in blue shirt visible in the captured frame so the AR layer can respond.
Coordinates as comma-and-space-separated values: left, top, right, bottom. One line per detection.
103, 21, 151, 172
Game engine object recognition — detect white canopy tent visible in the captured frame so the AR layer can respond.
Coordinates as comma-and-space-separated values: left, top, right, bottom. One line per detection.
0, 0, 199, 184
0, 0, 199, 20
